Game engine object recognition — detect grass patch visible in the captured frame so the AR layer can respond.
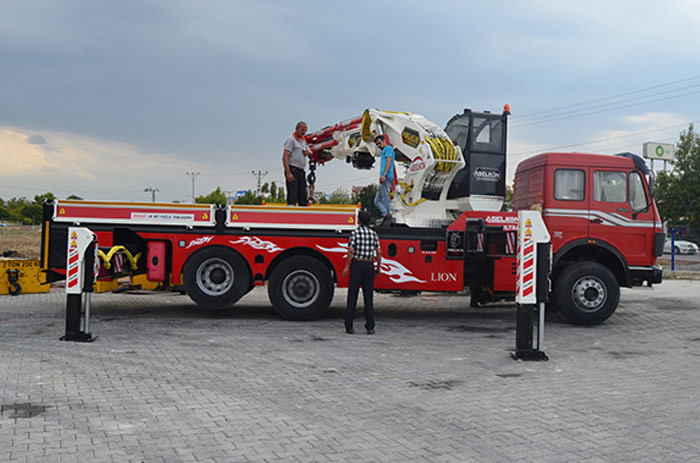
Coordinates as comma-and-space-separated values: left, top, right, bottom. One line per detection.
0, 226, 41, 259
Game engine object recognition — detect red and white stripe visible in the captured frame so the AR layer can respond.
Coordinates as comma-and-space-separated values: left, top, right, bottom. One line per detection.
505, 231, 516, 255
113, 253, 124, 273
476, 233, 484, 252
66, 246, 80, 289
519, 238, 535, 299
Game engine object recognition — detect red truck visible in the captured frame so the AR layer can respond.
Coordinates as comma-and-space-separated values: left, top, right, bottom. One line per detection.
39, 108, 663, 325
513, 151, 663, 323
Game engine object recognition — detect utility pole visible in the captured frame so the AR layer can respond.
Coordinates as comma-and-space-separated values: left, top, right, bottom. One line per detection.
252, 170, 268, 194
144, 187, 159, 202
186, 171, 200, 202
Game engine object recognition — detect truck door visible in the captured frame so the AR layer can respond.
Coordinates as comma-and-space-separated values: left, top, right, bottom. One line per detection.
588, 167, 654, 264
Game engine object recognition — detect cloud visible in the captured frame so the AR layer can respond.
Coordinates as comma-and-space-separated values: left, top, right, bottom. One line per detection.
1, 1, 699, 204
27, 135, 47, 145
0, 129, 50, 174
0, 126, 220, 201
623, 112, 687, 127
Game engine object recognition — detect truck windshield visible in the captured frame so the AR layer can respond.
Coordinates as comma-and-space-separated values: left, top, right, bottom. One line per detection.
629, 172, 649, 211
647, 170, 655, 198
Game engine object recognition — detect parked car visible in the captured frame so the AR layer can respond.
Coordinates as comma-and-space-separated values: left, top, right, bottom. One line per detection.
664, 239, 699, 255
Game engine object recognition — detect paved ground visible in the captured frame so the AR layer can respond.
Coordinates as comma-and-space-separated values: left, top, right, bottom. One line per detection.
1, 280, 700, 462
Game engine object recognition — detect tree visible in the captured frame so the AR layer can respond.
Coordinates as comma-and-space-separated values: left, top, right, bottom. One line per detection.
34, 192, 56, 204
5, 197, 29, 211
269, 181, 285, 203
319, 188, 352, 205
234, 182, 285, 205
655, 124, 700, 228
67, 195, 84, 200
2, 197, 30, 224
351, 184, 380, 222
0, 194, 57, 224
501, 185, 514, 212
22, 204, 43, 225
234, 190, 264, 205
195, 187, 227, 207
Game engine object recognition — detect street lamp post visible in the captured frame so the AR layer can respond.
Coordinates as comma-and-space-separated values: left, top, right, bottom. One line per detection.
144, 187, 159, 203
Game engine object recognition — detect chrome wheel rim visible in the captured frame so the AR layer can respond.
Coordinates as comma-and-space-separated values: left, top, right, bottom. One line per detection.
282, 270, 320, 309
196, 258, 234, 296
571, 276, 606, 312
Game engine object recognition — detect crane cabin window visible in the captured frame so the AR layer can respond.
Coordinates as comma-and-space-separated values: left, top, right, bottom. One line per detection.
554, 169, 585, 201
471, 115, 505, 154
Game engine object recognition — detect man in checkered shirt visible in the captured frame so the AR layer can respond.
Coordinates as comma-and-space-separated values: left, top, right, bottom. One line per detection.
342, 210, 382, 334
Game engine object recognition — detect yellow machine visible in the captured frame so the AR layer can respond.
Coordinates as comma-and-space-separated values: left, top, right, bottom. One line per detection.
0, 259, 50, 295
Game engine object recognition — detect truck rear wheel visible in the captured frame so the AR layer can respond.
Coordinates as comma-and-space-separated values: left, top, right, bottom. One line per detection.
268, 256, 334, 321
554, 262, 619, 325
183, 246, 250, 309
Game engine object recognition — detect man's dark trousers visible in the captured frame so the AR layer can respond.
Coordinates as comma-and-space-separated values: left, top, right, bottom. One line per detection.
286, 166, 308, 206
345, 261, 375, 331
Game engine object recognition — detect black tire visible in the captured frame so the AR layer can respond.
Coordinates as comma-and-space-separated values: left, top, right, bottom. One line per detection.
268, 256, 334, 321
674, 246, 680, 255
554, 262, 619, 325
183, 246, 250, 309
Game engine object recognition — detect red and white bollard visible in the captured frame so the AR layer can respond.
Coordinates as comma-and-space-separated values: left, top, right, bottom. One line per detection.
60, 227, 99, 342
513, 211, 551, 361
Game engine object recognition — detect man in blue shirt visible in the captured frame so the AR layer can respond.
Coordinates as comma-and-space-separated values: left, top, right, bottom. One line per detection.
373, 135, 395, 226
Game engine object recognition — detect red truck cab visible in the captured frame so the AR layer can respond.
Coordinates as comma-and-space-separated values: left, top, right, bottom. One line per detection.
514, 152, 664, 324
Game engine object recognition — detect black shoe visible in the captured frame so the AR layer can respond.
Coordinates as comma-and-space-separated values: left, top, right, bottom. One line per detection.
367, 329, 375, 335
381, 214, 392, 227
346, 328, 355, 334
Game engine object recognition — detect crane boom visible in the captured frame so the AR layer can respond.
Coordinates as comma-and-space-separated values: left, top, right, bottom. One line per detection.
306, 106, 509, 226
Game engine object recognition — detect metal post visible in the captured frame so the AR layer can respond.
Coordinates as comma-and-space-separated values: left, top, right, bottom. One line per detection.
187, 171, 200, 202
83, 293, 91, 334
144, 187, 159, 202
252, 170, 268, 194
515, 304, 534, 355
61, 294, 83, 341
671, 227, 675, 271
538, 302, 545, 351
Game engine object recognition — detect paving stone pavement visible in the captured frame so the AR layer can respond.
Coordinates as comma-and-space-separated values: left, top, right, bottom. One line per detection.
1, 280, 700, 462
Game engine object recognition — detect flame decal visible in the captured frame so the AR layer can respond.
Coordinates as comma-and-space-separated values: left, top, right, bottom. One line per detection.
316, 243, 425, 284
380, 258, 426, 284
316, 243, 350, 255
186, 236, 214, 249
230, 236, 283, 253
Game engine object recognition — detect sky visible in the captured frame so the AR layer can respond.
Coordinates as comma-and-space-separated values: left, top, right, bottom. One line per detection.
1, 0, 700, 203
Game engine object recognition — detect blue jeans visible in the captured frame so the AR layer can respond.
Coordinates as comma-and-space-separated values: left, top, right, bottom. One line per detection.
374, 179, 391, 217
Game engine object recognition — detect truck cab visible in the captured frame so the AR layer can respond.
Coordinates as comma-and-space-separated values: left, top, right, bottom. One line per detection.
514, 152, 664, 324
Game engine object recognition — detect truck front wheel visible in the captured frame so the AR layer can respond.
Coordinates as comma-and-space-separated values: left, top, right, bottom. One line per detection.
183, 247, 250, 309
554, 262, 619, 325
268, 256, 334, 321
